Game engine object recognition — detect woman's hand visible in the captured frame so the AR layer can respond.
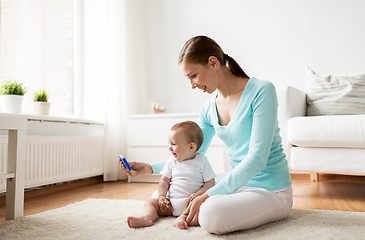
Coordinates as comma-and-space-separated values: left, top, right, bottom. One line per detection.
187, 192, 200, 203
184, 193, 209, 226
119, 160, 153, 177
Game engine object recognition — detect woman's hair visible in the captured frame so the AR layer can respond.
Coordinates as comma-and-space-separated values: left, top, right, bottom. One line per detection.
178, 35, 249, 78
171, 121, 204, 151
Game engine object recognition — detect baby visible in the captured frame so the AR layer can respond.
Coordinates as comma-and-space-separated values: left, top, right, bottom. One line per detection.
127, 121, 215, 229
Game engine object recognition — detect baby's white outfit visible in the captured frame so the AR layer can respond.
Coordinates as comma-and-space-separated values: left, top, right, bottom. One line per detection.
159, 153, 216, 216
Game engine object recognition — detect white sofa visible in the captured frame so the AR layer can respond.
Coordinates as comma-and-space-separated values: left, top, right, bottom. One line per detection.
278, 86, 365, 181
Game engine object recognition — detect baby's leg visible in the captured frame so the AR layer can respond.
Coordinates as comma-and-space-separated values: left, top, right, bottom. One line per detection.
173, 214, 188, 230
127, 198, 159, 228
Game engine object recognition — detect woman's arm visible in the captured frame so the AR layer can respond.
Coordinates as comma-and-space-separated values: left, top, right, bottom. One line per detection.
184, 193, 209, 226
119, 160, 167, 176
150, 161, 167, 175
119, 160, 153, 176
198, 101, 216, 154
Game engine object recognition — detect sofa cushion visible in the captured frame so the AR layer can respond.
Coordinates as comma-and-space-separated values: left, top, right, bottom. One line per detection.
288, 115, 365, 148
306, 67, 365, 116
290, 147, 365, 174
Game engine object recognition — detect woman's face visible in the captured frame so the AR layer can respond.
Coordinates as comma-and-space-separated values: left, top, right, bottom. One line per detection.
181, 59, 218, 94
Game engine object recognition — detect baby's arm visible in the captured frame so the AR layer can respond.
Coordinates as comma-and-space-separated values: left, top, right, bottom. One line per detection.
188, 178, 215, 202
158, 175, 171, 211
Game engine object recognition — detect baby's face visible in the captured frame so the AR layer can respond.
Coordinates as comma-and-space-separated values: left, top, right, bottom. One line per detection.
168, 129, 195, 162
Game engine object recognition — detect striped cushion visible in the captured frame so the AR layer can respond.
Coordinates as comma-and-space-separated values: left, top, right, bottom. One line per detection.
306, 67, 365, 116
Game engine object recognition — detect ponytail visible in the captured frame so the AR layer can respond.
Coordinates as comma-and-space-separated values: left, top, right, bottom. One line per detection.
179, 36, 249, 79
224, 54, 249, 78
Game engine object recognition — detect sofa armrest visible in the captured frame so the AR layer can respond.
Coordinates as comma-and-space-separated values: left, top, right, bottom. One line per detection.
285, 86, 306, 118
277, 86, 306, 164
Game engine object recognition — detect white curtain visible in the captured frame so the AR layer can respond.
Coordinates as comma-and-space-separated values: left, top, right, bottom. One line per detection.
103, 0, 128, 181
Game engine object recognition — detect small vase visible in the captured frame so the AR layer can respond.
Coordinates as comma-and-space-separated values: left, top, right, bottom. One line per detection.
0, 95, 23, 113
33, 101, 50, 115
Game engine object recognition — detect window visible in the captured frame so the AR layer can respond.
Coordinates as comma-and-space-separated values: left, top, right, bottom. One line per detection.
0, 0, 74, 116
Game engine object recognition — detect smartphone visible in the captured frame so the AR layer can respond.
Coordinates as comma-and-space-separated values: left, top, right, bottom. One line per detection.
119, 155, 132, 171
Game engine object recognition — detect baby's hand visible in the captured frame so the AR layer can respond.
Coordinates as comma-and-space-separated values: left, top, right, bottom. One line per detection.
188, 193, 199, 203
158, 196, 170, 211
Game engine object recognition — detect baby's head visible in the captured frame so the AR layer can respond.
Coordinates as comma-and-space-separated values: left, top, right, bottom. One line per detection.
168, 121, 204, 162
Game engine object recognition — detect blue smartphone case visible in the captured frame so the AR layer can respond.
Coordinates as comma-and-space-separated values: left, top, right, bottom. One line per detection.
119, 155, 132, 171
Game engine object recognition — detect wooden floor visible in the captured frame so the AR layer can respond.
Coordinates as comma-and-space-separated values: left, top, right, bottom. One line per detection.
1, 173, 365, 222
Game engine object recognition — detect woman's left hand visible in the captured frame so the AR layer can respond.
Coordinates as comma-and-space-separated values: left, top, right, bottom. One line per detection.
187, 192, 199, 203
184, 193, 209, 226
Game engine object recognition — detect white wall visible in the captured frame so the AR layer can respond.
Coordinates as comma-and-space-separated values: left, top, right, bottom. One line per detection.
126, 0, 365, 114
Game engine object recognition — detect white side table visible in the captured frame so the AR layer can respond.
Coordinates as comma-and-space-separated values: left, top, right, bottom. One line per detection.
0, 115, 27, 220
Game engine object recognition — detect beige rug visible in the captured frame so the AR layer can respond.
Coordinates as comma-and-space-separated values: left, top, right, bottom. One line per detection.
0, 198, 364, 240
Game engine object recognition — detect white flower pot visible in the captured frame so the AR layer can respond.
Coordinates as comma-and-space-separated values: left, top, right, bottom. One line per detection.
33, 102, 50, 115
0, 95, 24, 113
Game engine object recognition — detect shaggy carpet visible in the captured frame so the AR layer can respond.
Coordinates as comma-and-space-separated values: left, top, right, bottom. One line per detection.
0, 198, 364, 240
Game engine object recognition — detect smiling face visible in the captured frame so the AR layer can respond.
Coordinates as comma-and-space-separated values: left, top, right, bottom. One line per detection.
168, 129, 196, 162
181, 58, 219, 94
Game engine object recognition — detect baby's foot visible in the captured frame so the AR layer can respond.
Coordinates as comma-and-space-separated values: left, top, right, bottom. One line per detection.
173, 218, 188, 230
127, 216, 153, 228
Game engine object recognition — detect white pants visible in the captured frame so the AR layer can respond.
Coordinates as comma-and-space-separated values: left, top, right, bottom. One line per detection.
199, 185, 293, 234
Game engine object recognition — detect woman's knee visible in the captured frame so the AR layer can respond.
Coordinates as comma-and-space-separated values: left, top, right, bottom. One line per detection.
199, 196, 226, 234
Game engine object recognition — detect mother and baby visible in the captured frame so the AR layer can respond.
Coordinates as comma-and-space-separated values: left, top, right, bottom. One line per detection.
120, 35, 292, 235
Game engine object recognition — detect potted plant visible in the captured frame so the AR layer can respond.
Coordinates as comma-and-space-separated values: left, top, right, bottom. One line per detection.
33, 89, 50, 115
0, 80, 26, 113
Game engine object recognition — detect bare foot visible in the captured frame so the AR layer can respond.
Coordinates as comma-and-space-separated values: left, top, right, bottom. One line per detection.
127, 216, 153, 228
173, 217, 188, 230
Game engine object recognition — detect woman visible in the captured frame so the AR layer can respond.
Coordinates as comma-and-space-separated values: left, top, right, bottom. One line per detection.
120, 36, 293, 234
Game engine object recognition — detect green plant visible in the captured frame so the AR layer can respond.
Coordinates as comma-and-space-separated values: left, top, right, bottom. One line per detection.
34, 89, 48, 102
0, 80, 26, 96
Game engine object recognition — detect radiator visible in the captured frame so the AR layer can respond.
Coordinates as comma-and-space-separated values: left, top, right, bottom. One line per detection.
0, 136, 104, 192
